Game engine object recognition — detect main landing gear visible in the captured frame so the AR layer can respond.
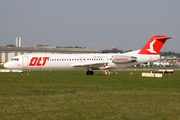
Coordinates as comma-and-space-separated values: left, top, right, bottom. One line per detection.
86, 70, 94, 75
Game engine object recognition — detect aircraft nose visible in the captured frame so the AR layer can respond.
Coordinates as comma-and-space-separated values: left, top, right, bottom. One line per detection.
4, 62, 10, 69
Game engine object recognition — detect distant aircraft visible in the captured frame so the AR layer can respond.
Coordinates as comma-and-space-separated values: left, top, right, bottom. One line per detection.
4, 35, 176, 75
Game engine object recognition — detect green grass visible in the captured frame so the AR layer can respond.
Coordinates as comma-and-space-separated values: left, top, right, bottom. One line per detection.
0, 65, 5, 69
0, 71, 180, 120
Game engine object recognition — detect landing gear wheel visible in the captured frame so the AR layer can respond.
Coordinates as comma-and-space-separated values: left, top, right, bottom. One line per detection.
86, 71, 94, 75
20, 72, 24, 75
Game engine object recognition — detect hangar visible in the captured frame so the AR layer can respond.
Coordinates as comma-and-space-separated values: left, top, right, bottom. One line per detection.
0, 37, 101, 64
0, 46, 101, 64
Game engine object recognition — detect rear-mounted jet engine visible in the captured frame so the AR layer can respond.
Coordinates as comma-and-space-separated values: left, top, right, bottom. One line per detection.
112, 56, 137, 63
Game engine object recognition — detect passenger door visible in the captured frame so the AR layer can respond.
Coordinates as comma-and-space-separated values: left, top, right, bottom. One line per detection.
22, 56, 28, 68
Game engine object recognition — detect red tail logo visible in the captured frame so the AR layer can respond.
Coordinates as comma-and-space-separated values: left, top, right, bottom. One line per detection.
138, 35, 175, 55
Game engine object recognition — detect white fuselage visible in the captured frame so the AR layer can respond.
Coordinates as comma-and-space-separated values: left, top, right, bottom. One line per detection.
4, 51, 160, 71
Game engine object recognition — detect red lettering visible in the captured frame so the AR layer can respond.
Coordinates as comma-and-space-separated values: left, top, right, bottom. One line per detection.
115, 58, 128, 61
29, 57, 38, 66
29, 57, 49, 66
36, 57, 42, 66
42, 57, 49, 66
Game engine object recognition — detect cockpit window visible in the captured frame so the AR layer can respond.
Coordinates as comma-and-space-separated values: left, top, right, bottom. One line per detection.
11, 58, 19, 61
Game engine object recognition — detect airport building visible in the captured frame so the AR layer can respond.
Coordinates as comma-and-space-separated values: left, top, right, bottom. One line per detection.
139, 56, 180, 67
153, 56, 180, 67
0, 37, 101, 64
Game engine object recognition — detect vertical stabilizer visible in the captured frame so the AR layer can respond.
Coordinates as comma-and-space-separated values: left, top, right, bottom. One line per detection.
138, 35, 175, 55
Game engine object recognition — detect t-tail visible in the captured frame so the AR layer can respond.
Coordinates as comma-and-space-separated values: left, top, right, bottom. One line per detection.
138, 35, 176, 55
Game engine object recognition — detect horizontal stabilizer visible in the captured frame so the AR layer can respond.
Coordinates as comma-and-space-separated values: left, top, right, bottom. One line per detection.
155, 36, 176, 40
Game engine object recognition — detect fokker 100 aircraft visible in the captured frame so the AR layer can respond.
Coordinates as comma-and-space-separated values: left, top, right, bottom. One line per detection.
4, 35, 175, 75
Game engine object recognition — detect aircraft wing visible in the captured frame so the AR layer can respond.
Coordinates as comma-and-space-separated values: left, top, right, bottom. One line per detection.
71, 62, 105, 68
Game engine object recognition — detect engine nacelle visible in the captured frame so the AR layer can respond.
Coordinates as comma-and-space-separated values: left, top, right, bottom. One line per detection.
112, 56, 137, 63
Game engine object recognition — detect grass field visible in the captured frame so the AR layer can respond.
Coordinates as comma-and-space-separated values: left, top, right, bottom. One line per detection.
0, 70, 180, 120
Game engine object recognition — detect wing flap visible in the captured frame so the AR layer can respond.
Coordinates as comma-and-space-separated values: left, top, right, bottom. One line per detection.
71, 62, 105, 68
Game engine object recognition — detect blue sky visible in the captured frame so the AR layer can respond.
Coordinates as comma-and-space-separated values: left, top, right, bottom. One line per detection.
0, 0, 180, 52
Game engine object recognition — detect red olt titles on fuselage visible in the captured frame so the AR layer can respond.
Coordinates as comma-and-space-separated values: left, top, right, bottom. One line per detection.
29, 57, 49, 66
